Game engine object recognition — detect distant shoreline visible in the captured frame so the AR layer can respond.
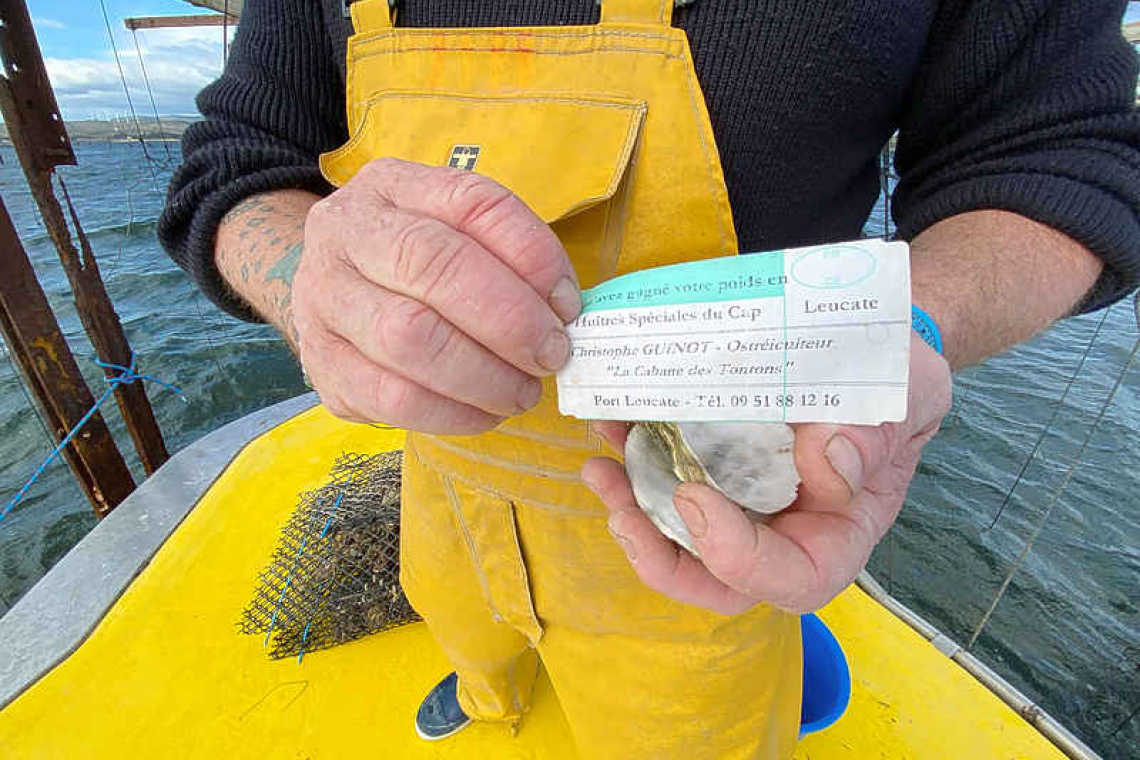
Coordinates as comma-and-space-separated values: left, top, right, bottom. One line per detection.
0, 138, 184, 145
0, 118, 198, 145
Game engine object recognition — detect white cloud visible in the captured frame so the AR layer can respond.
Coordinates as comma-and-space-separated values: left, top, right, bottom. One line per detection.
45, 25, 235, 119
32, 17, 67, 30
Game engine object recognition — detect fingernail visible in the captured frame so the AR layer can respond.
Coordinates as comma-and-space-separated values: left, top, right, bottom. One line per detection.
825, 434, 864, 495
607, 515, 637, 561
536, 327, 571, 372
674, 495, 707, 538
549, 276, 582, 323
517, 378, 542, 412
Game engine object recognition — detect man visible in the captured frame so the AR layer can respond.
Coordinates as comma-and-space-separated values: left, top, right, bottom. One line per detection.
160, 1, 1139, 756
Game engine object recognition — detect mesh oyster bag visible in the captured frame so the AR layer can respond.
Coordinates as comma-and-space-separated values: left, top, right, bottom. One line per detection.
238, 450, 420, 659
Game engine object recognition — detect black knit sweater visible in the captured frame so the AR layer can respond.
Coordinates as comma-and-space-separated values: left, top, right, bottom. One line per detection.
158, 0, 1140, 322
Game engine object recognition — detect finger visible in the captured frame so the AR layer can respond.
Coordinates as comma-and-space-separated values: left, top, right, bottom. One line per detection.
329, 204, 572, 377
793, 335, 952, 504
581, 458, 755, 615
675, 482, 876, 613
315, 261, 542, 417
354, 158, 581, 322
791, 422, 885, 505
589, 420, 632, 454
302, 330, 502, 434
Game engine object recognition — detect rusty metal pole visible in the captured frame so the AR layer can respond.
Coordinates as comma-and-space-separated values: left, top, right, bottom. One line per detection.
0, 0, 170, 482
0, 196, 135, 518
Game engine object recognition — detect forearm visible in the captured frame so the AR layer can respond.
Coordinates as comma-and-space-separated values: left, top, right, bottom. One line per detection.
215, 189, 321, 348
910, 210, 1103, 370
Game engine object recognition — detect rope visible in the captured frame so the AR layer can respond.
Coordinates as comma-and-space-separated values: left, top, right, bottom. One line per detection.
0, 352, 185, 525
967, 293, 1140, 650
129, 29, 174, 165
984, 305, 1112, 530
96, 0, 160, 190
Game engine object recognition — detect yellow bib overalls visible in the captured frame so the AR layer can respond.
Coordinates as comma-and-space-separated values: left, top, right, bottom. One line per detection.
321, 1, 802, 756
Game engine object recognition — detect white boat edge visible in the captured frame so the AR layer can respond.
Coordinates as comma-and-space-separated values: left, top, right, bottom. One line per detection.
0, 392, 1102, 759
0, 392, 319, 711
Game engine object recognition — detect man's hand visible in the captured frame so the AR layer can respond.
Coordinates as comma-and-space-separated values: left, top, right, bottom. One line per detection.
266, 158, 581, 433
582, 335, 952, 615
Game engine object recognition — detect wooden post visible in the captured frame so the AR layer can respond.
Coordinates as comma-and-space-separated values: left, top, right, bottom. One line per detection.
0, 196, 135, 518
1, 0, 170, 487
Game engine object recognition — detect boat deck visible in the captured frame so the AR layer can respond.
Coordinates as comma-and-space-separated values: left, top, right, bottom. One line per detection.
0, 405, 1070, 758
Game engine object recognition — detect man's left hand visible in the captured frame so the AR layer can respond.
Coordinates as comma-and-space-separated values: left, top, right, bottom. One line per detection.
582, 334, 952, 615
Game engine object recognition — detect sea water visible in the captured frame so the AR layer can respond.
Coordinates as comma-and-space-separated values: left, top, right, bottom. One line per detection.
0, 141, 1135, 757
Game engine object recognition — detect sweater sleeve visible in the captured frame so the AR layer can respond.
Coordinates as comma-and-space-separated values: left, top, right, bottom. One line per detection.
892, 0, 1140, 312
157, 0, 347, 321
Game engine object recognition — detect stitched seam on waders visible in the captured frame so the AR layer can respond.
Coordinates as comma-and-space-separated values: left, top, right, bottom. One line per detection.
356, 44, 683, 63
443, 470, 604, 517
495, 421, 603, 451
441, 475, 504, 621
425, 436, 582, 481
349, 28, 683, 49
351, 92, 647, 111
681, 57, 732, 254
505, 500, 544, 642
602, 126, 643, 278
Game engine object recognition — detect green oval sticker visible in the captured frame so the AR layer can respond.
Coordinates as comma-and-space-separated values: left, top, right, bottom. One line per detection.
791, 245, 877, 290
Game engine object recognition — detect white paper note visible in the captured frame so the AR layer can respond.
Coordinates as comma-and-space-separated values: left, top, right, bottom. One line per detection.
556, 239, 911, 425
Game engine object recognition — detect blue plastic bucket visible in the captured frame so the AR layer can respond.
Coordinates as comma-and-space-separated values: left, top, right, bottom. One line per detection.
799, 613, 851, 738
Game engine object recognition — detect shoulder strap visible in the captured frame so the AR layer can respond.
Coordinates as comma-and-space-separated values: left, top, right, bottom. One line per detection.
599, 0, 674, 27
348, 0, 393, 32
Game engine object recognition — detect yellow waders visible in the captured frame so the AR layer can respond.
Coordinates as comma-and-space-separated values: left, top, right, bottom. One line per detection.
321, 1, 802, 756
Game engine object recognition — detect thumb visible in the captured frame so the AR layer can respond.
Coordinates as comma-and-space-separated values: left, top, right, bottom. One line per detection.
794, 336, 951, 505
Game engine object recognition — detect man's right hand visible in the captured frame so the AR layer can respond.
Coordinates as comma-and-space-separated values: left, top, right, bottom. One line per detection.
291, 158, 581, 434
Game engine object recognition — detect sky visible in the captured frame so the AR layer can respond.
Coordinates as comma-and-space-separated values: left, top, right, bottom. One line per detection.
23, 0, 1140, 120
27, 0, 234, 119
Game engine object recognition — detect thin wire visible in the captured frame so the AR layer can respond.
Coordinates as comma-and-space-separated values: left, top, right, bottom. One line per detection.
97, 143, 141, 280
967, 293, 1140, 650
191, 290, 231, 386
96, 0, 160, 191
984, 305, 1112, 530
0, 335, 56, 448
943, 378, 972, 429
1110, 699, 1140, 738
130, 29, 173, 164
223, 0, 230, 63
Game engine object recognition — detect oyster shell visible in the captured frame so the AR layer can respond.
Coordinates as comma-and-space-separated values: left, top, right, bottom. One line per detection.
624, 421, 800, 554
